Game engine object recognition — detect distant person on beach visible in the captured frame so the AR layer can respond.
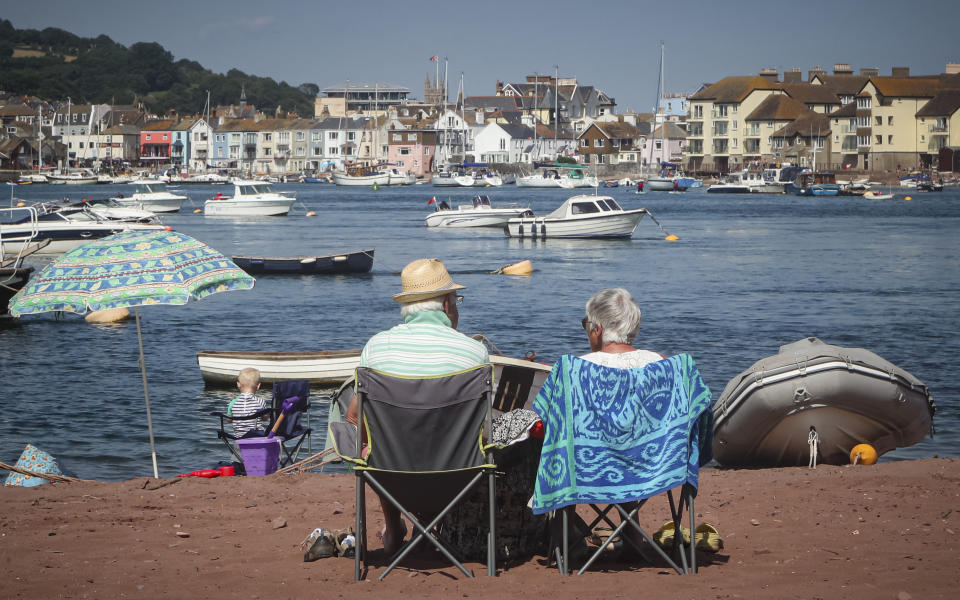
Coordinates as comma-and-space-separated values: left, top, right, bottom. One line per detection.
227, 367, 268, 439
345, 258, 488, 554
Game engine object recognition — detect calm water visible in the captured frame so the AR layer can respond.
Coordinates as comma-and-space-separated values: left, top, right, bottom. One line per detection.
2, 182, 958, 480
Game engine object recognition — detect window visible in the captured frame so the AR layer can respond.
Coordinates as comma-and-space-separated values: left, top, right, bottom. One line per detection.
732, 105, 738, 113
264, 148, 272, 156
767, 121, 773, 128
732, 138, 738, 148
571, 202, 601, 215
857, 135, 870, 146
693, 105, 703, 118
264, 133, 271, 141
392, 133, 402, 142
296, 131, 304, 141
816, 137, 824, 149
145, 134, 151, 140
296, 147, 305, 156
875, 116, 882, 126
888, 135, 893, 144
580, 138, 588, 147
399, 147, 410, 155
312, 147, 320, 156
920, 135, 925, 142
732, 120, 738, 130
407, 133, 417, 141
655, 140, 662, 150
594, 138, 604, 148
596, 154, 605, 164
347, 132, 355, 141
856, 97, 872, 109
834, 135, 839, 143
774, 138, 783, 149
328, 132, 338, 140
499, 138, 506, 150
79, 142, 84, 148
717, 105, 728, 117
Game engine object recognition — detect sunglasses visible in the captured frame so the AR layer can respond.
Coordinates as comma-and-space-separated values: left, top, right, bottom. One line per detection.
455, 294, 464, 306
581, 317, 590, 331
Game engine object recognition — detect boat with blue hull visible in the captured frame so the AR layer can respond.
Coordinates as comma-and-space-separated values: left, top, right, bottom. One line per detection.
786, 171, 840, 196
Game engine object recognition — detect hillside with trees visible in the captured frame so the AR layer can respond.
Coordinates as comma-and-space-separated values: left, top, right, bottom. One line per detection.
0, 19, 317, 115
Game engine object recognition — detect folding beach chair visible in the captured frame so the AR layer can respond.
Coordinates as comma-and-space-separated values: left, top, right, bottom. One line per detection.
211, 380, 312, 469
532, 354, 713, 576
329, 365, 497, 581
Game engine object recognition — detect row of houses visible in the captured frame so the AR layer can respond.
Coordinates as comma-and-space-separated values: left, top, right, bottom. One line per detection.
4, 63, 959, 175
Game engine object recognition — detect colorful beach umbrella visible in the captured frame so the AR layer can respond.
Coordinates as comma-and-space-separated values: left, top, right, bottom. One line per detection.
8, 229, 255, 478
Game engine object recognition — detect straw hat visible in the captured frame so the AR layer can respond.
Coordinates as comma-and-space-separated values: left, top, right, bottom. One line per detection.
392, 258, 466, 303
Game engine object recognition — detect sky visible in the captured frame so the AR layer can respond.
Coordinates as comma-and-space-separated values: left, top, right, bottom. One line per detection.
3, 0, 959, 113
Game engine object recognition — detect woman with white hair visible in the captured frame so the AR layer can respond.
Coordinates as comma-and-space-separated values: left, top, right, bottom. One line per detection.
580, 288, 665, 369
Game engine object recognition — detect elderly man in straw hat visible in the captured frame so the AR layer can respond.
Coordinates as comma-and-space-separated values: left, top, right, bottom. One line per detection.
345, 258, 488, 553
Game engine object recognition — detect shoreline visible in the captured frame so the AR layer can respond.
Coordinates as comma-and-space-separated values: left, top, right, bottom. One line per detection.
2, 457, 957, 599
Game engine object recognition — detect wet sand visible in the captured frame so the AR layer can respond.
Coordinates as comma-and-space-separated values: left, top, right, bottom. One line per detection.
1, 458, 957, 599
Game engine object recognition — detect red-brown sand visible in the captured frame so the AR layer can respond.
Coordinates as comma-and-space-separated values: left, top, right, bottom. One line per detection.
1, 458, 957, 599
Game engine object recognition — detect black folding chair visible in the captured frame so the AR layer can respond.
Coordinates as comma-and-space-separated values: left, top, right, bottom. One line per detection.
329, 365, 497, 581
212, 380, 312, 468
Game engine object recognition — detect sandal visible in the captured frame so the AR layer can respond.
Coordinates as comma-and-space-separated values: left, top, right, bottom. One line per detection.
334, 527, 356, 558
301, 528, 337, 562
694, 523, 723, 552
652, 521, 690, 550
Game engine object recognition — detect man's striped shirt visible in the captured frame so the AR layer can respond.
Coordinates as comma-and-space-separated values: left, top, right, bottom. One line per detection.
360, 310, 489, 376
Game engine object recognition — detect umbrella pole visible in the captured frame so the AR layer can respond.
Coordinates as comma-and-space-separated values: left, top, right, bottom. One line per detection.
135, 307, 159, 479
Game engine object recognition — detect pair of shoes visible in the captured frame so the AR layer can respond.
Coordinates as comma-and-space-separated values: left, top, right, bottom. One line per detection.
302, 528, 337, 562
333, 527, 356, 558
652, 521, 690, 550
694, 523, 723, 552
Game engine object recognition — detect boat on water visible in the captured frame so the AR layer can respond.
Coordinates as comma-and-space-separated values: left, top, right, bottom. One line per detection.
197, 349, 364, 387
759, 165, 803, 194
425, 195, 531, 228
386, 168, 416, 186
332, 167, 390, 187
712, 337, 936, 467
646, 162, 691, 192
0, 203, 169, 258
863, 190, 895, 200
112, 182, 187, 213
517, 163, 597, 188
231, 248, 374, 275
786, 171, 840, 196
47, 168, 98, 185
203, 180, 295, 217
504, 194, 646, 238
56, 198, 159, 223
17, 174, 48, 184
707, 170, 765, 194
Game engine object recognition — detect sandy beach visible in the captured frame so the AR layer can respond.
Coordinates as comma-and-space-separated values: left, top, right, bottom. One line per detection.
1, 458, 957, 599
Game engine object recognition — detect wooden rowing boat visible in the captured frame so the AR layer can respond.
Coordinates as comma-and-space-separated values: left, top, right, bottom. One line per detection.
196, 349, 363, 386
231, 248, 374, 275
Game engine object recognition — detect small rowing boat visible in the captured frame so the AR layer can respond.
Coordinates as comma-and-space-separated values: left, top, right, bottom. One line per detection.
231, 248, 374, 275
197, 349, 363, 386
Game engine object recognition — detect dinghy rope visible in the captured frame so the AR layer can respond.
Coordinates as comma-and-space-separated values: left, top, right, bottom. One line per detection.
643, 209, 675, 238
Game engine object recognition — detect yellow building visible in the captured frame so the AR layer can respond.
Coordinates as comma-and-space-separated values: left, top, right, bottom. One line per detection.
854, 75, 941, 171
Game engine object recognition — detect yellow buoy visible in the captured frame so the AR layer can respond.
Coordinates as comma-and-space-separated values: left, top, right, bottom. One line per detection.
850, 443, 878, 465
16, 201, 26, 207
501, 259, 533, 275
305, 211, 316, 217
665, 234, 679, 242
904, 196, 912, 201
193, 208, 202, 213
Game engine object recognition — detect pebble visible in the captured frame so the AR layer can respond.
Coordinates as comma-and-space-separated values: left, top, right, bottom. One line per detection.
897, 592, 912, 600
750, 519, 760, 526
271, 517, 287, 530
176, 531, 190, 538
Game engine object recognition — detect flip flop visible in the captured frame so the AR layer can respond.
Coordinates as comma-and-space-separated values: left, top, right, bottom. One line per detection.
652, 521, 690, 549
334, 527, 356, 558
694, 523, 723, 552
302, 528, 337, 562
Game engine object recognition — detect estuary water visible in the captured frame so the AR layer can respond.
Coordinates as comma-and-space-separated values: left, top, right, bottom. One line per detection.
2, 182, 958, 480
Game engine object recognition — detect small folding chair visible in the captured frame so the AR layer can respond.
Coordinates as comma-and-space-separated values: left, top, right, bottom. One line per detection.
329, 365, 497, 581
532, 354, 713, 575
211, 379, 312, 468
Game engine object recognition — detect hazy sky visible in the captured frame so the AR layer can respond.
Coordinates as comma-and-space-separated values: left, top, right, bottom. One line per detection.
4, 0, 959, 112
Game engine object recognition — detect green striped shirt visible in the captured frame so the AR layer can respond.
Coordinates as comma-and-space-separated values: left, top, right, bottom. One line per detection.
359, 310, 489, 376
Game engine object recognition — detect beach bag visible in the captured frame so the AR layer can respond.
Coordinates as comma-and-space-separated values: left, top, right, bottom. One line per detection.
4, 444, 63, 487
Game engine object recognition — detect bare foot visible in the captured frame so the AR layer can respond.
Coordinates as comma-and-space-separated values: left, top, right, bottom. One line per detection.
380, 522, 407, 554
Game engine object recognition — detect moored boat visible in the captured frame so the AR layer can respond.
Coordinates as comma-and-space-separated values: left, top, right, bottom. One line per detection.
504, 194, 646, 238
203, 180, 295, 217
232, 248, 374, 275
113, 182, 187, 213
712, 337, 936, 467
425, 195, 531, 228
197, 349, 364, 386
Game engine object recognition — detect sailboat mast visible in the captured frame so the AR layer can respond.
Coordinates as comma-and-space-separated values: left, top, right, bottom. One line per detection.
533, 72, 538, 164
37, 105, 43, 172
459, 72, 466, 162
554, 65, 559, 148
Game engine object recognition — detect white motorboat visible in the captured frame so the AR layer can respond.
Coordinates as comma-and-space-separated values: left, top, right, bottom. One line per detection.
1, 203, 169, 258
56, 199, 159, 223
332, 170, 391, 187
432, 172, 462, 187
758, 165, 803, 194
425, 195, 532, 228
47, 169, 98, 185
387, 168, 416, 186
863, 190, 895, 200
203, 181, 295, 217
516, 169, 563, 188
17, 174, 48, 184
112, 182, 187, 213
504, 194, 647, 238
707, 171, 765, 194
713, 337, 935, 467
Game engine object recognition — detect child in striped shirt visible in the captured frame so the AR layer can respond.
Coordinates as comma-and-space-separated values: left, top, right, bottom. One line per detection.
227, 367, 268, 438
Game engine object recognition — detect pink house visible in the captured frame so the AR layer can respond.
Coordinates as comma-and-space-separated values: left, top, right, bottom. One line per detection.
386, 129, 437, 176
139, 120, 175, 164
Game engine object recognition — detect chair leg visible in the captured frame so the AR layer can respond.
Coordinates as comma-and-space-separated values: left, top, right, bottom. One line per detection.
355, 469, 364, 581
487, 469, 496, 576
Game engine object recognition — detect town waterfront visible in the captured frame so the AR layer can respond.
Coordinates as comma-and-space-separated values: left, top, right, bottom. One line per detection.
2, 183, 958, 480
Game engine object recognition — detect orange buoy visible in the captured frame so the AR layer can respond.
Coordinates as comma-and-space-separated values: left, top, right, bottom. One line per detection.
850, 443, 878, 465
501, 259, 533, 275
904, 196, 912, 201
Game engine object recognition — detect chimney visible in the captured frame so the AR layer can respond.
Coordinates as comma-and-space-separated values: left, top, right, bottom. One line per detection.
891, 66, 910, 77
759, 68, 778, 82
783, 68, 802, 84
475, 109, 484, 124
808, 65, 826, 81
496, 80, 503, 96
860, 67, 880, 77
833, 63, 853, 75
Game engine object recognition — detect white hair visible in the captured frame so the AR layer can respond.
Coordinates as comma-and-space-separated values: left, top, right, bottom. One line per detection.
400, 296, 447, 319
585, 288, 642, 344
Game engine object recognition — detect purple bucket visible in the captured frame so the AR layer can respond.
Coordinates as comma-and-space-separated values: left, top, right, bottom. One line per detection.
236, 437, 284, 476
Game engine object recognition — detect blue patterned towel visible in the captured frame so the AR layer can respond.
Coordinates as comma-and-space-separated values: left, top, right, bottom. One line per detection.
532, 354, 713, 515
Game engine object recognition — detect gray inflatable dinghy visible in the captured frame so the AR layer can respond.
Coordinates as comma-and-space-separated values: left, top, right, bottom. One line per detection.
713, 337, 935, 467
